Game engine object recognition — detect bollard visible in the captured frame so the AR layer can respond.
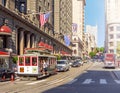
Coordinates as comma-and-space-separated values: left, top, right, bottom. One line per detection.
10, 74, 14, 82
2, 75, 6, 81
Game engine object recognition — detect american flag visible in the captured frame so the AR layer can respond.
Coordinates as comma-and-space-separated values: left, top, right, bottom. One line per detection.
40, 12, 50, 27
64, 35, 70, 46
44, 12, 50, 23
40, 14, 45, 27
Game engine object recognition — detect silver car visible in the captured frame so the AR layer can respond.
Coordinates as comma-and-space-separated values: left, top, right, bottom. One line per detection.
56, 60, 70, 72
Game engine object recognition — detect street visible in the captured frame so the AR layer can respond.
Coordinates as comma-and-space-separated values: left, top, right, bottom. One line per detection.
43, 62, 120, 93
1, 62, 120, 93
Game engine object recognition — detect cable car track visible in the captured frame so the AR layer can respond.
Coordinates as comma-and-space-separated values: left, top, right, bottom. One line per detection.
1, 63, 93, 93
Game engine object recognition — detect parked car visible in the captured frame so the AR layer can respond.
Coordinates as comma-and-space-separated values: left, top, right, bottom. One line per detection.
68, 60, 74, 67
78, 60, 84, 66
56, 60, 70, 72
0, 68, 15, 81
72, 61, 81, 67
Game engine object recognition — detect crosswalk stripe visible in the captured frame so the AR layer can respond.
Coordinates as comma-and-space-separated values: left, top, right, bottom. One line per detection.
82, 79, 94, 84
114, 80, 120, 84
100, 79, 107, 84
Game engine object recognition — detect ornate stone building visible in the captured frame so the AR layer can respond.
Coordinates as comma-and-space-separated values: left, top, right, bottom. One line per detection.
0, 0, 72, 69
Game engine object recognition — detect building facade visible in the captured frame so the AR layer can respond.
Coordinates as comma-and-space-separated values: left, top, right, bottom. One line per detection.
105, 0, 120, 56
0, 0, 72, 69
54, 0, 72, 48
84, 32, 96, 57
72, 0, 86, 58
86, 25, 98, 46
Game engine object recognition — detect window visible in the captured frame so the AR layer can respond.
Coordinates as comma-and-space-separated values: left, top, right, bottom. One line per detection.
15, 0, 19, 9
109, 27, 114, 31
20, 2, 25, 13
109, 42, 114, 47
117, 34, 120, 39
15, 0, 27, 14
32, 57, 37, 66
116, 26, 120, 31
25, 57, 30, 66
48, 2, 50, 10
39, 6, 41, 12
19, 57, 24, 66
74, 38, 76, 41
73, 44, 76, 47
109, 49, 114, 53
0, 58, 6, 68
109, 34, 114, 39
74, 50, 77, 54
2, 0, 6, 6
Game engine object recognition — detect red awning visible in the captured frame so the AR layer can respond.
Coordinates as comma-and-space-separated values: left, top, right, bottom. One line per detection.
60, 51, 66, 55
50, 45, 53, 50
38, 41, 45, 47
0, 51, 9, 57
0, 25, 12, 35
44, 43, 49, 49
45, 45, 53, 50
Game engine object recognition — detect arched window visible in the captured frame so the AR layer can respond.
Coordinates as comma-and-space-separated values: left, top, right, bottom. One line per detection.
74, 38, 76, 41
74, 50, 77, 54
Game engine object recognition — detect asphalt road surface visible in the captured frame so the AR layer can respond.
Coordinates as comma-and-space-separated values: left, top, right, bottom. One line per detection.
1, 62, 120, 93
43, 62, 120, 93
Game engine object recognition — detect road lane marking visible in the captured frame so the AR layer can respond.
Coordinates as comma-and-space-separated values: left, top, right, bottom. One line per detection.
26, 80, 46, 85
100, 79, 107, 84
67, 79, 78, 84
82, 79, 95, 84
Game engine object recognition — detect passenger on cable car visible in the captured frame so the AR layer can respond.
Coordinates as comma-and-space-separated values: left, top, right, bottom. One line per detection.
43, 60, 48, 75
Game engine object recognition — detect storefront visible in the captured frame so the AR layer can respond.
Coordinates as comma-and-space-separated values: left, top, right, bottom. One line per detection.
0, 51, 10, 69
0, 24, 12, 69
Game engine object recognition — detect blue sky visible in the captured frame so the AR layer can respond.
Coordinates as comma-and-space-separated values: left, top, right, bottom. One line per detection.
85, 0, 105, 47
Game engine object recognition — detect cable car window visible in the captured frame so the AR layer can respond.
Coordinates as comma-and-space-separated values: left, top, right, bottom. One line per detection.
32, 57, 37, 66
19, 57, 24, 66
25, 57, 30, 66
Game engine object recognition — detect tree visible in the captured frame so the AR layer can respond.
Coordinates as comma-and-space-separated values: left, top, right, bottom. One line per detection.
89, 52, 96, 58
12, 56, 18, 64
57, 54, 61, 60
96, 47, 99, 53
95, 47, 104, 53
99, 47, 104, 52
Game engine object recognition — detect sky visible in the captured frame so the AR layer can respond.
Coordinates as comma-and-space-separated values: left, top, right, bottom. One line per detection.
85, 0, 105, 47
